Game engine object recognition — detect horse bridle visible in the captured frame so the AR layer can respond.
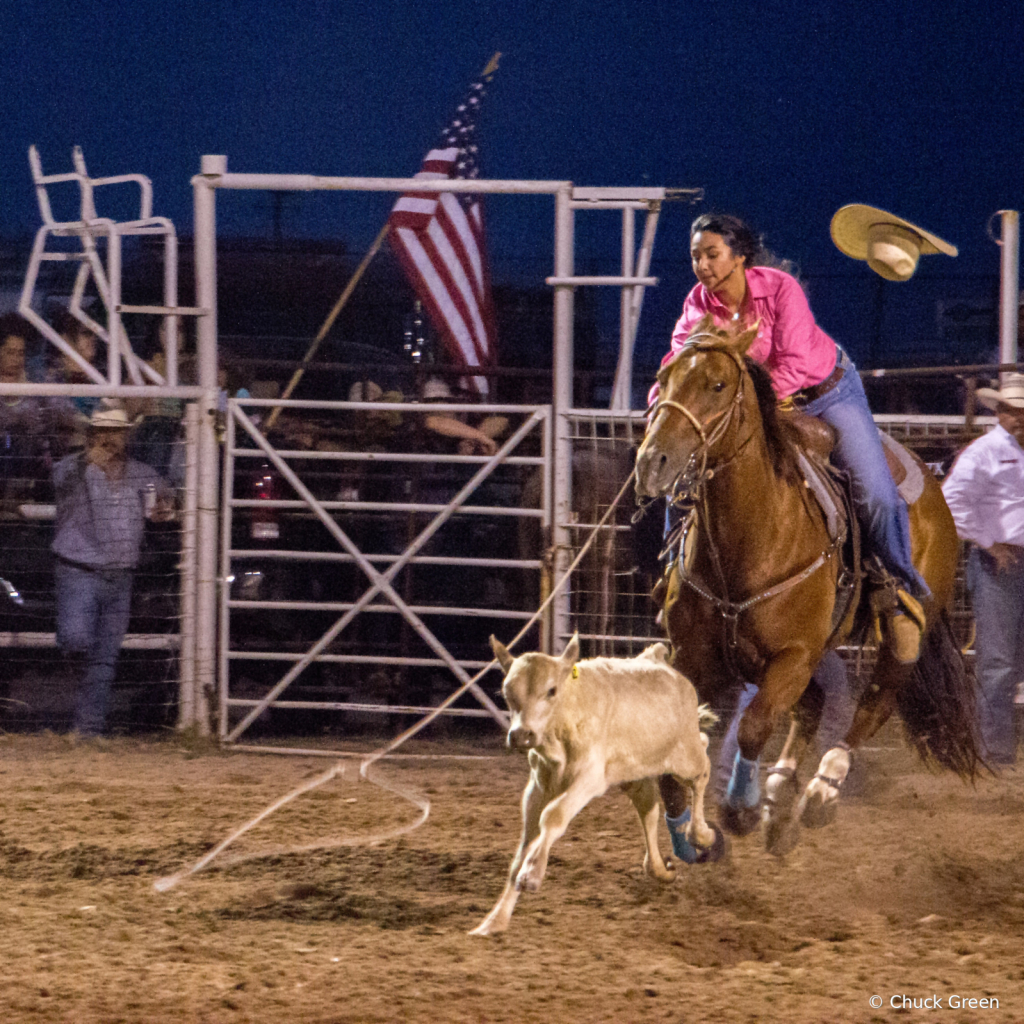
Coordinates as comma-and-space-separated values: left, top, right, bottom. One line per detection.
646, 335, 751, 501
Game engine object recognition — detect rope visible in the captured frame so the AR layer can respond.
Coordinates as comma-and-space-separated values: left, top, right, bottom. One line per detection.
153, 469, 638, 892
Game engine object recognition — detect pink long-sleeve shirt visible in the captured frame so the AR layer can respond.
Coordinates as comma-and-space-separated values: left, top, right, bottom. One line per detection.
648, 265, 838, 406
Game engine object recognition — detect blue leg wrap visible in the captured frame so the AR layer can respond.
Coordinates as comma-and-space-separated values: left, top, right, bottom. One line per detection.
726, 751, 761, 809
665, 808, 700, 864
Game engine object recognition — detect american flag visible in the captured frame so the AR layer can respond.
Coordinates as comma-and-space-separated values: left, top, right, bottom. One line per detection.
389, 68, 498, 395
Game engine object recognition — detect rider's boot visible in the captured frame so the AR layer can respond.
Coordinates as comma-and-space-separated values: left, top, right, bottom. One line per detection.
887, 590, 926, 665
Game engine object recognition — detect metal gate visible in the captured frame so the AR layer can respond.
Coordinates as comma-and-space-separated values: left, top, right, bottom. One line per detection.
218, 396, 551, 744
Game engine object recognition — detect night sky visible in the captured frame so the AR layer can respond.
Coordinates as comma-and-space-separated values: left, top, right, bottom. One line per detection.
2, 0, 1022, 371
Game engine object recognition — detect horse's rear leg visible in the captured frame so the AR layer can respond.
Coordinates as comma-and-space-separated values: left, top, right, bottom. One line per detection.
843, 645, 905, 749
798, 648, 903, 828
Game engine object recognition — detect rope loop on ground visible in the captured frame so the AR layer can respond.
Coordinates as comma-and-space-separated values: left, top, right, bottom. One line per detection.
154, 469, 637, 892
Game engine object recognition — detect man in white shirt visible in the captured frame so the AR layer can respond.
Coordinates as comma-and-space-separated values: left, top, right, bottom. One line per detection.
942, 375, 1024, 765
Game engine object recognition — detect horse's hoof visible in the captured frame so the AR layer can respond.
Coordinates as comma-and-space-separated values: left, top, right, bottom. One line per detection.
762, 769, 801, 856
799, 793, 838, 829
691, 823, 728, 864
764, 812, 801, 856
719, 802, 760, 836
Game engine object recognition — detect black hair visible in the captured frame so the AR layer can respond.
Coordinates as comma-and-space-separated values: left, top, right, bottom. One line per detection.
690, 213, 799, 277
0, 312, 35, 344
690, 213, 764, 264
53, 308, 96, 339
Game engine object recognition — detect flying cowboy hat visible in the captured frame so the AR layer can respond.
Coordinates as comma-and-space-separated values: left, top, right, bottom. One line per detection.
830, 204, 958, 282
976, 374, 1024, 411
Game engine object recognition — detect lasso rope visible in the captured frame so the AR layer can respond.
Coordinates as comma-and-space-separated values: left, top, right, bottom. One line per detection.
154, 470, 638, 892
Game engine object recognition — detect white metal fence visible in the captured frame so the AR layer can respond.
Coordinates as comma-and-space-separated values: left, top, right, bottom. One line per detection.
217, 396, 551, 744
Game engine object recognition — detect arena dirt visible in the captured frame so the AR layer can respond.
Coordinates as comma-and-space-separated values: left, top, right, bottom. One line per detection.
0, 727, 1021, 1023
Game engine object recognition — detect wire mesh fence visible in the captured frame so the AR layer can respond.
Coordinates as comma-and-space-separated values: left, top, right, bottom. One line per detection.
561, 410, 994, 674
0, 396, 190, 733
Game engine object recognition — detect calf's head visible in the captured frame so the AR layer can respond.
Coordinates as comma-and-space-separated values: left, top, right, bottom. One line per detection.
490, 633, 580, 751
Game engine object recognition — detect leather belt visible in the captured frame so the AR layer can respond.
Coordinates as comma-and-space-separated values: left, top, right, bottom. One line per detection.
793, 351, 846, 406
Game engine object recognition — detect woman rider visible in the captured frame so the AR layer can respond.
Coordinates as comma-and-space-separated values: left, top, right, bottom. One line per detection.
651, 212, 929, 665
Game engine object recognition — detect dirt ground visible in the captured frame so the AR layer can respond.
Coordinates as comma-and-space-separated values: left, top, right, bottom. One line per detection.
0, 725, 1022, 1024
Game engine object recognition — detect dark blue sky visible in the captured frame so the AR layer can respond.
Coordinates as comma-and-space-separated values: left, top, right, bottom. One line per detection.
2, 0, 1022, 368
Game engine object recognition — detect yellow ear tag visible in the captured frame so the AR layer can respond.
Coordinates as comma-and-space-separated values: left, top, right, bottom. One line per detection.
571, 664, 579, 679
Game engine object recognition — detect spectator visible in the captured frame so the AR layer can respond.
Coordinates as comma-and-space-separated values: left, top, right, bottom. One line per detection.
48, 310, 101, 412
52, 402, 173, 736
420, 376, 507, 456
127, 320, 184, 481
941, 374, 1024, 765
0, 314, 48, 496
41, 311, 103, 457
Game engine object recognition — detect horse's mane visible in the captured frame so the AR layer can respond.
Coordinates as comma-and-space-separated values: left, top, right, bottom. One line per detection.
743, 356, 802, 485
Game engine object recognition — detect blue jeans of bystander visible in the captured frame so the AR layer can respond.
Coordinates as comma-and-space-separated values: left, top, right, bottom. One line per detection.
55, 561, 133, 736
966, 546, 1024, 764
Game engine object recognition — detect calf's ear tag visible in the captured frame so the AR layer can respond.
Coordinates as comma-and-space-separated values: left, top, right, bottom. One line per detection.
571, 664, 579, 679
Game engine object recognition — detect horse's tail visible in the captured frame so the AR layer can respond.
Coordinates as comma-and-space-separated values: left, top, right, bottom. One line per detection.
895, 608, 983, 780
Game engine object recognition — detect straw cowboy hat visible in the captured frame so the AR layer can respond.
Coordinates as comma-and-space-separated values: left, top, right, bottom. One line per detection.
830, 204, 958, 282
88, 403, 131, 429
976, 374, 1024, 411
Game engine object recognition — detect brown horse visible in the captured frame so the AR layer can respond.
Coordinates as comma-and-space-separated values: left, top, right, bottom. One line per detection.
634, 320, 980, 855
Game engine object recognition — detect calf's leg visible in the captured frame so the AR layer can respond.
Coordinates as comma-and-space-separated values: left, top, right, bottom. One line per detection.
516, 768, 604, 892
469, 771, 549, 937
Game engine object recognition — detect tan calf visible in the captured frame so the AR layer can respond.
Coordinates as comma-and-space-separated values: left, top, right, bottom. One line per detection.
470, 635, 715, 937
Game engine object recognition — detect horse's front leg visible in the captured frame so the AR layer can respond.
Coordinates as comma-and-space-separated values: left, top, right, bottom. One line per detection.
763, 681, 824, 856
721, 649, 814, 836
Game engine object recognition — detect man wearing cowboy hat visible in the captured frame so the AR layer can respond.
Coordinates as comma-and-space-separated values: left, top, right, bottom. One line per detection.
51, 402, 173, 737
942, 376, 1024, 765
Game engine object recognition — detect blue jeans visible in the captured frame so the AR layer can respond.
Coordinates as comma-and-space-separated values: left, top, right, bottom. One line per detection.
55, 561, 133, 735
715, 650, 854, 790
966, 547, 1024, 763
803, 352, 928, 598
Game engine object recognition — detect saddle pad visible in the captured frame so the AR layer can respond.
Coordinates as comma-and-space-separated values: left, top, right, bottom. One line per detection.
878, 430, 925, 505
797, 429, 924, 543
796, 452, 843, 542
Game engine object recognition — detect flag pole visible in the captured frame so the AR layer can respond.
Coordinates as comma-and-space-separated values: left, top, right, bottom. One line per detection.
264, 52, 501, 429
264, 220, 391, 430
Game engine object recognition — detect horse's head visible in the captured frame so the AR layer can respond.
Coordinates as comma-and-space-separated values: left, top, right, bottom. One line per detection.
635, 317, 759, 498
